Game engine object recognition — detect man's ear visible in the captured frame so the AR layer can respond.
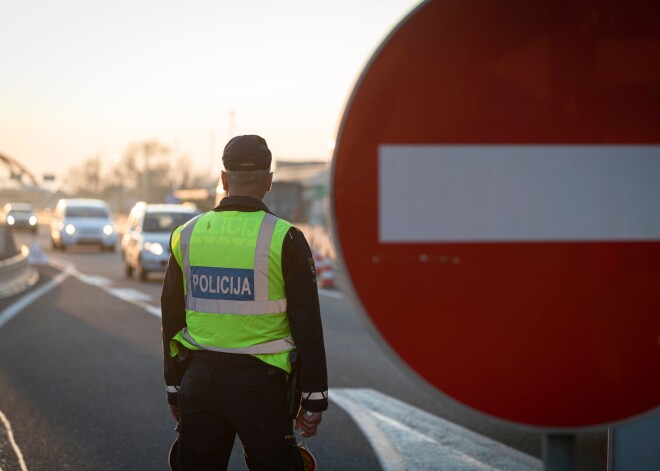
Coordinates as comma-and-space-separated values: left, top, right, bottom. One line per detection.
265, 172, 273, 193
221, 171, 229, 192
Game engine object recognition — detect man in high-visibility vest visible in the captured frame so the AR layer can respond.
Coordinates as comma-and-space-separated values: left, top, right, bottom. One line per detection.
161, 135, 328, 470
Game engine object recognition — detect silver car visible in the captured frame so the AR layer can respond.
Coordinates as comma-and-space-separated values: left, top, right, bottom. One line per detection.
50, 199, 117, 251
121, 202, 199, 281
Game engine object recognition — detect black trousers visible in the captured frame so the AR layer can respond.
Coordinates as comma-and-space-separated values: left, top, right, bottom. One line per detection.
177, 351, 304, 471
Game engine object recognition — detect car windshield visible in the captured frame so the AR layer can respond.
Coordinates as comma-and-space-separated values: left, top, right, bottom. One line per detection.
65, 206, 109, 218
8, 204, 32, 211
143, 212, 196, 232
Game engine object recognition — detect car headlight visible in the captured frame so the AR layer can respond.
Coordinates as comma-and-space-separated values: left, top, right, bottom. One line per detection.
6, 215, 14, 225
29, 216, 37, 225
65, 224, 76, 235
103, 224, 114, 236
144, 241, 164, 255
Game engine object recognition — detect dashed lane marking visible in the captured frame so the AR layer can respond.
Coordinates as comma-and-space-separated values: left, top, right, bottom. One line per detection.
318, 288, 344, 299
330, 388, 542, 471
50, 257, 342, 316
105, 287, 153, 303
49, 258, 162, 318
75, 274, 113, 287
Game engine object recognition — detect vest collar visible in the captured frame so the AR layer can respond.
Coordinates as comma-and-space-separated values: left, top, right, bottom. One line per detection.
215, 195, 270, 213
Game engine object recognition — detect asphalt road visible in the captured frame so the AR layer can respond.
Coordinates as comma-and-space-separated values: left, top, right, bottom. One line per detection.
0, 226, 608, 470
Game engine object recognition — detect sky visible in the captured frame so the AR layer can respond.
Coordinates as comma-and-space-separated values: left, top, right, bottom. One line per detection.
0, 0, 422, 185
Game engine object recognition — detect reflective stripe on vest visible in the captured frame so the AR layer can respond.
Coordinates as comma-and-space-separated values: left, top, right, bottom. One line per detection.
178, 212, 204, 294
181, 327, 295, 355
180, 212, 287, 315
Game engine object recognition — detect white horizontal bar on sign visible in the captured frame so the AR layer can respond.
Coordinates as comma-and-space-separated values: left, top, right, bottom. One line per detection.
379, 145, 660, 243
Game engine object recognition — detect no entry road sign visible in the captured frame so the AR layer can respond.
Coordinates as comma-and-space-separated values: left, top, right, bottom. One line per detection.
330, 0, 660, 429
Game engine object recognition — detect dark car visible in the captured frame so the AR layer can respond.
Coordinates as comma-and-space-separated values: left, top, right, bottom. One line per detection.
1, 203, 38, 233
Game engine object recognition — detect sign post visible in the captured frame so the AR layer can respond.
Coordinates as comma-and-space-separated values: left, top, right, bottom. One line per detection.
330, 0, 660, 454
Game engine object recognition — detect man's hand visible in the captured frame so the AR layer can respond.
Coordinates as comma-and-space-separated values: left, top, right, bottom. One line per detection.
169, 403, 180, 422
295, 409, 322, 437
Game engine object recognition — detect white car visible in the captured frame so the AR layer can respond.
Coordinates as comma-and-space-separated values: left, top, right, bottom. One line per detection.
121, 202, 199, 281
1, 203, 38, 233
50, 199, 117, 251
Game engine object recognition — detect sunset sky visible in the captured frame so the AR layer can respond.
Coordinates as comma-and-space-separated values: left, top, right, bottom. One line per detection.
0, 0, 421, 185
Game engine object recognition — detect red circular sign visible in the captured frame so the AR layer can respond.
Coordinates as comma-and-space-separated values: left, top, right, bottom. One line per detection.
331, 0, 660, 428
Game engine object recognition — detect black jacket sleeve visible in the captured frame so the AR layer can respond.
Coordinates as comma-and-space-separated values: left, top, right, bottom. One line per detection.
161, 253, 187, 405
282, 227, 329, 412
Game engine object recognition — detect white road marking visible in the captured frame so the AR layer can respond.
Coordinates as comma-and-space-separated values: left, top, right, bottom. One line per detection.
144, 305, 162, 318
370, 411, 497, 471
330, 390, 407, 470
330, 388, 542, 471
0, 266, 72, 330
49, 256, 343, 314
0, 257, 157, 471
0, 407, 29, 471
105, 288, 153, 303
0, 259, 74, 471
75, 274, 113, 287
49, 257, 162, 318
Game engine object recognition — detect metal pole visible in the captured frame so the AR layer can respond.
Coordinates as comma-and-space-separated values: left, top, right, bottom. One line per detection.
542, 433, 576, 471
607, 428, 613, 471
608, 410, 660, 471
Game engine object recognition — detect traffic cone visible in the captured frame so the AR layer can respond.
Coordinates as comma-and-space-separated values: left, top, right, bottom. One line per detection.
317, 256, 335, 288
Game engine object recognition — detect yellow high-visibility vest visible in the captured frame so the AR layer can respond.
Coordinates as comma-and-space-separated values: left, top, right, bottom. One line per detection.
170, 210, 295, 372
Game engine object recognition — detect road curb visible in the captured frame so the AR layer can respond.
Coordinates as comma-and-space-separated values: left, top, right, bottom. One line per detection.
0, 246, 39, 300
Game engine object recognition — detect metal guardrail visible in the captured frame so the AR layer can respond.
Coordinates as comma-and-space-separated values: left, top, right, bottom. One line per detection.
0, 245, 39, 300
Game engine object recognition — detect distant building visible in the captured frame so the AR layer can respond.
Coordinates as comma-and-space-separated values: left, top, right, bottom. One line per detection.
214, 159, 330, 226
268, 160, 329, 225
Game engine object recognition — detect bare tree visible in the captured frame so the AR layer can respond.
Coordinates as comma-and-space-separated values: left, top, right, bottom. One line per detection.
64, 139, 210, 211
65, 154, 103, 196
102, 140, 175, 206
120, 140, 172, 201
174, 154, 211, 189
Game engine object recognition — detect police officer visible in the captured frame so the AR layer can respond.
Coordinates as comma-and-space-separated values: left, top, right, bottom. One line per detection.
161, 135, 328, 470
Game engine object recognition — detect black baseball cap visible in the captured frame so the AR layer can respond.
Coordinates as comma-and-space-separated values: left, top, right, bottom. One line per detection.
222, 135, 272, 171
